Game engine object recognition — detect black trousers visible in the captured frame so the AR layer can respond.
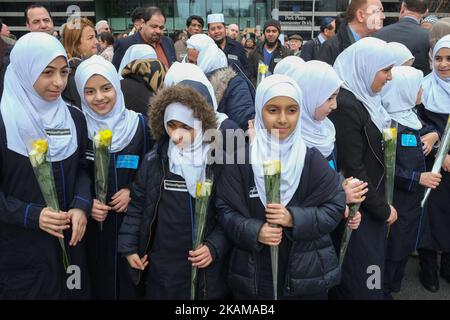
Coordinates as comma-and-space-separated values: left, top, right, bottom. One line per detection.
418, 249, 450, 275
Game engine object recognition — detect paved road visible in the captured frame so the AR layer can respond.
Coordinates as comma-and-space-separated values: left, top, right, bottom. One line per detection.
393, 255, 450, 300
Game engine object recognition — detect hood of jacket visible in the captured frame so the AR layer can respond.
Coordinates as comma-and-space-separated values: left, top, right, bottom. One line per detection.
208, 66, 237, 106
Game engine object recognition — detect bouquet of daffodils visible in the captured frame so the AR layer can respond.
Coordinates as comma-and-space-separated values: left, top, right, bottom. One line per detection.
93, 129, 113, 231
257, 61, 269, 87
421, 115, 450, 207
190, 179, 213, 300
383, 125, 398, 238
263, 160, 281, 300
29, 139, 69, 270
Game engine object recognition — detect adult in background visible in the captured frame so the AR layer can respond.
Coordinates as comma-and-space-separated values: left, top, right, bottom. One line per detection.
112, 6, 176, 71
318, 0, 385, 65
227, 24, 240, 41
288, 34, 303, 57
99, 32, 115, 62
207, 13, 249, 77
301, 17, 336, 61
372, 0, 430, 75
248, 19, 291, 86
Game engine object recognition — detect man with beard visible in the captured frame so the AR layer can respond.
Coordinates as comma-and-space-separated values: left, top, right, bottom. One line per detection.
207, 13, 249, 77
248, 19, 292, 86
112, 6, 176, 70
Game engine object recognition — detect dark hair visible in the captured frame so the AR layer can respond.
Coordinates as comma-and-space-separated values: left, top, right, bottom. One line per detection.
335, 12, 347, 30
186, 15, 204, 28
345, 0, 367, 23
0, 18, 3, 32
131, 7, 144, 23
403, 0, 429, 14
24, 3, 52, 24
99, 32, 114, 46
0, 37, 6, 72
142, 6, 164, 23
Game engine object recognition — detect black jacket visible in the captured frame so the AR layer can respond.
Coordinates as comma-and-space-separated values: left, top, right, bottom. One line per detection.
62, 58, 82, 108
372, 17, 431, 75
318, 23, 356, 66
215, 146, 345, 298
221, 36, 250, 77
121, 76, 155, 115
248, 40, 292, 86
300, 37, 322, 62
112, 32, 176, 71
0, 106, 92, 299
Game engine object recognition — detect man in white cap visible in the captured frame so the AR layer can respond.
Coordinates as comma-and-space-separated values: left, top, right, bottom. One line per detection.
207, 13, 249, 77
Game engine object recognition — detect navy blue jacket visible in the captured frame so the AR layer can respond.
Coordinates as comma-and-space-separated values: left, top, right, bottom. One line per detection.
112, 32, 176, 71
215, 146, 345, 298
0, 106, 93, 299
222, 36, 250, 77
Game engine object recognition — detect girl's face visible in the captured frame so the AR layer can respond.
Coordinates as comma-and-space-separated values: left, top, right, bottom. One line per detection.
416, 87, 423, 105
434, 47, 450, 79
83, 75, 116, 115
371, 65, 393, 93
77, 26, 98, 58
166, 120, 195, 149
314, 89, 339, 121
262, 96, 300, 140
33, 56, 70, 102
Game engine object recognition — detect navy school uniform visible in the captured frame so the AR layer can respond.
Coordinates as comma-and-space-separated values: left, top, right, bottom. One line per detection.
86, 114, 150, 299
118, 119, 238, 300
385, 123, 436, 294
417, 106, 450, 272
0, 106, 93, 299
215, 146, 345, 299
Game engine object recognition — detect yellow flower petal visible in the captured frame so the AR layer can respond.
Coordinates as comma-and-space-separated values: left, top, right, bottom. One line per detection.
32, 139, 48, 154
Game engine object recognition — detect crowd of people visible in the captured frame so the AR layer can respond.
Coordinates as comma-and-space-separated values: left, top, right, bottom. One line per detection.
0, 0, 449, 300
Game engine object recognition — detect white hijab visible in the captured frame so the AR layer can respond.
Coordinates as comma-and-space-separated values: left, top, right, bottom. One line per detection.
186, 34, 228, 74
277, 60, 342, 157
75, 55, 140, 153
422, 34, 450, 114
0, 32, 77, 161
382, 66, 424, 130
164, 62, 228, 126
251, 74, 307, 206
164, 102, 210, 198
388, 42, 415, 66
334, 37, 397, 132
118, 44, 157, 79
273, 55, 306, 75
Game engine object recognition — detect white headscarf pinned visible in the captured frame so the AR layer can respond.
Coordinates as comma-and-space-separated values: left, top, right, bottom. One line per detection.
277, 60, 342, 157
186, 34, 228, 74
118, 44, 157, 79
388, 42, 415, 66
0, 32, 77, 160
334, 37, 397, 132
252, 74, 307, 206
165, 62, 228, 126
75, 55, 139, 153
382, 66, 424, 130
164, 102, 210, 197
422, 34, 450, 114
273, 55, 306, 75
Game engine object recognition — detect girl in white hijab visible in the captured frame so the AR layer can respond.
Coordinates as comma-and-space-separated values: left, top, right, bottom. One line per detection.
215, 74, 345, 299
381, 66, 441, 297
186, 34, 228, 74
416, 34, 450, 292
328, 37, 398, 300
388, 42, 415, 66
75, 55, 148, 299
118, 44, 157, 79
0, 32, 91, 299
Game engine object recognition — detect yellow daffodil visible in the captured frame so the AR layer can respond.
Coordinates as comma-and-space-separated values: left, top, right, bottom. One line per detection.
94, 129, 113, 148
263, 160, 281, 176
196, 179, 213, 198
258, 64, 268, 75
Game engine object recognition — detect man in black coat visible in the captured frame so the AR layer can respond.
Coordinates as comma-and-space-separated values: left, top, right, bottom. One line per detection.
372, 0, 430, 74
247, 19, 292, 86
318, 0, 386, 66
112, 6, 176, 71
300, 17, 336, 62
207, 13, 250, 77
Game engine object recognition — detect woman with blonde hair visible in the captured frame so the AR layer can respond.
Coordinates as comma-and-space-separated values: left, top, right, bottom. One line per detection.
61, 17, 98, 108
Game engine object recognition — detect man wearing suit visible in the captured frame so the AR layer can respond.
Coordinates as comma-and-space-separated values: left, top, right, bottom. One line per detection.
112, 6, 176, 70
372, 0, 430, 74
